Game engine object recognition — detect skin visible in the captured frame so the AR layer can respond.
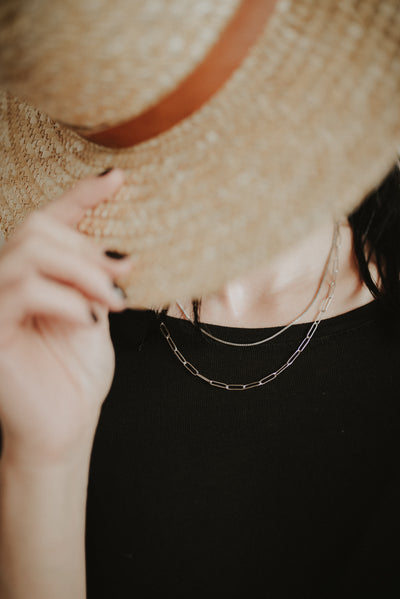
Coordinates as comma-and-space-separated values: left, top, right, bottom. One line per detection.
83, 0, 373, 326
168, 219, 375, 327
0, 1, 374, 597
0, 170, 133, 598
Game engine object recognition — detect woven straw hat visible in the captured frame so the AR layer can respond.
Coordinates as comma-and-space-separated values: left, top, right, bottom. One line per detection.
0, 0, 399, 307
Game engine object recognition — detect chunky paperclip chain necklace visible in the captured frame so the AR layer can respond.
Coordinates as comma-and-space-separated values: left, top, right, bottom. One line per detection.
160, 223, 340, 391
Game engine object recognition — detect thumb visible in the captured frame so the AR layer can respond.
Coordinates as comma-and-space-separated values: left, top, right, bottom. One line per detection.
43, 168, 125, 227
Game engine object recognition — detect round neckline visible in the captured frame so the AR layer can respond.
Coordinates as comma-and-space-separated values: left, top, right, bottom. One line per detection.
161, 300, 378, 345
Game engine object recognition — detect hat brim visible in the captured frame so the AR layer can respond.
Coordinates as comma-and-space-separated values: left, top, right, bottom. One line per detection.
1, 0, 400, 307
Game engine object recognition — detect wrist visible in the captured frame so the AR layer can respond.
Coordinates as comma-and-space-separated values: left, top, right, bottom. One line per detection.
0, 439, 90, 599
0, 406, 100, 471
1, 429, 96, 475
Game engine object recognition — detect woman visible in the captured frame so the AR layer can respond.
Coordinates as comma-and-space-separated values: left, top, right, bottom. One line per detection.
0, 1, 399, 597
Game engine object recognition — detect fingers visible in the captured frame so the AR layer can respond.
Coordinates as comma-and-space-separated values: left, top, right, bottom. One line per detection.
5, 210, 134, 283
0, 246, 130, 333
44, 168, 125, 227
0, 276, 100, 330
0, 169, 134, 331
0, 236, 131, 321
34, 247, 128, 311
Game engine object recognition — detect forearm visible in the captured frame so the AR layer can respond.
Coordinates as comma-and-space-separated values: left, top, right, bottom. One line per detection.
0, 447, 93, 599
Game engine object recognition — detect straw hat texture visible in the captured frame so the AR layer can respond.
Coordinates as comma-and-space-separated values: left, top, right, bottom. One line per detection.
0, 0, 399, 307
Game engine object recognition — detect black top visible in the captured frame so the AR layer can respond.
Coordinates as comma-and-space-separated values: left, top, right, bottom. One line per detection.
86, 302, 400, 598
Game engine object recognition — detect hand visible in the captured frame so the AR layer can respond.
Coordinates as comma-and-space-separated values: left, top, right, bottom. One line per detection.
0, 169, 133, 464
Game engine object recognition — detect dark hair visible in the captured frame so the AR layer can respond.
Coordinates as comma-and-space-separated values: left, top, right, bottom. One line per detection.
348, 162, 400, 316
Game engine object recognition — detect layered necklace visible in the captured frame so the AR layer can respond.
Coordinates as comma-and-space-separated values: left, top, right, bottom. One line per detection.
160, 223, 341, 391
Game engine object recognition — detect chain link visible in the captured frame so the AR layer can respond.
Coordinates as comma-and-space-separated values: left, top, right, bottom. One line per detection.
160, 225, 340, 391
175, 224, 340, 347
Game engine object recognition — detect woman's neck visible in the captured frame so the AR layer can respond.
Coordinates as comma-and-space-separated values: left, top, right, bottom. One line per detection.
169, 221, 375, 328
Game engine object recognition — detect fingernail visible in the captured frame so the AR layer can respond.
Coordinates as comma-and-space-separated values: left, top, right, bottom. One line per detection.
112, 282, 127, 299
105, 250, 128, 260
90, 309, 99, 323
98, 167, 114, 177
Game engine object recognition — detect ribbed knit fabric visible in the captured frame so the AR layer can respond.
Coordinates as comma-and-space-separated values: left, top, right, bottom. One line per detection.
86, 302, 400, 598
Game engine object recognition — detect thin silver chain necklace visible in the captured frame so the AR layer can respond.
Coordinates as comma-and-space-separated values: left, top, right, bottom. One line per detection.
175, 224, 339, 348
160, 224, 341, 391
